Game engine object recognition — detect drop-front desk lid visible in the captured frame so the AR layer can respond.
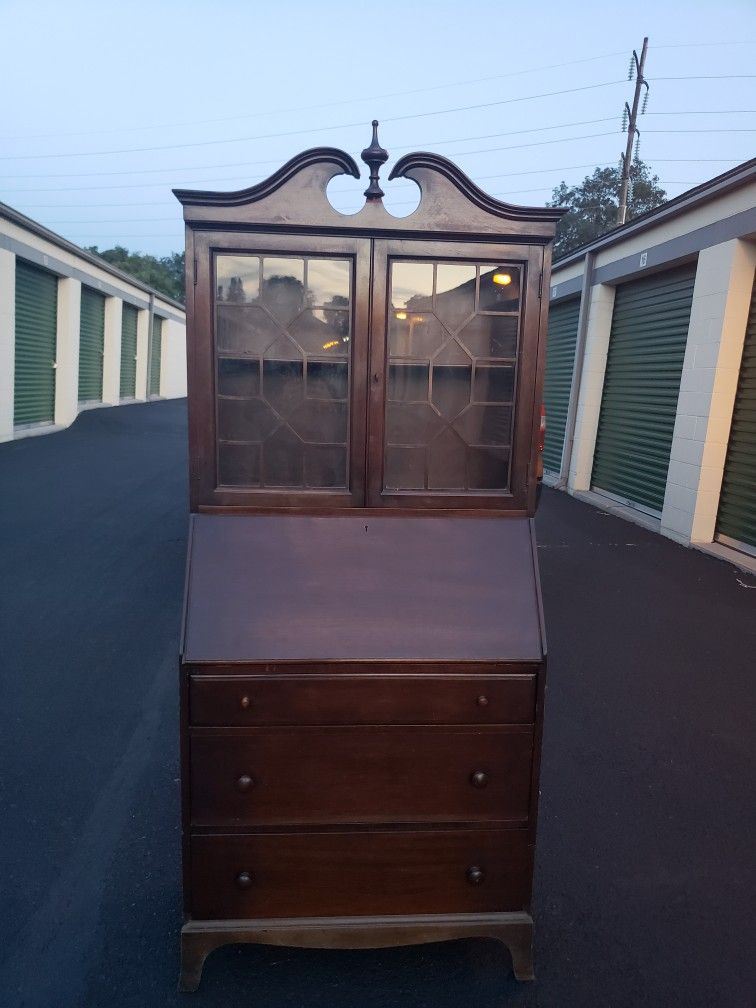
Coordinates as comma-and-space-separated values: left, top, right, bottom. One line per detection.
182, 514, 545, 664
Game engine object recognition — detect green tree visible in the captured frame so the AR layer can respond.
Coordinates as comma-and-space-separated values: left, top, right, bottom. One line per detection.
86, 245, 185, 301
549, 161, 666, 259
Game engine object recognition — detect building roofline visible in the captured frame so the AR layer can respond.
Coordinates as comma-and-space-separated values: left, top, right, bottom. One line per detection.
553, 157, 756, 270
0, 200, 186, 312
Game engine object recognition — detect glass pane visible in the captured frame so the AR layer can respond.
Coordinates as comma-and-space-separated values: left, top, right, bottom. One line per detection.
479, 265, 521, 312
218, 358, 260, 397
307, 361, 348, 400
467, 446, 509, 489
215, 252, 352, 490
218, 397, 279, 441
473, 364, 515, 403
217, 305, 281, 356
385, 446, 426, 490
218, 443, 261, 486
216, 256, 260, 303
388, 363, 429, 403
262, 359, 303, 417
458, 314, 518, 358
307, 259, 350, 307
435, 263, 476, 331
261, 257, 305, 323
290, 309, 350, 356
384, 258, 521, 493
305, 445, 347, 488
388, 312, 446, 358
391, 261, 433, 312
264, 425, 304, 487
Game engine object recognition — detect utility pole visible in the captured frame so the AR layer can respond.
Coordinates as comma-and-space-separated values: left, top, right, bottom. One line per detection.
617, 36, 649, 225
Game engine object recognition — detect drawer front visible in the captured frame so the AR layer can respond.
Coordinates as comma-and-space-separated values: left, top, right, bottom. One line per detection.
189, 675, 536, 727
189, 829, 532, 919
190, 726, 533, 826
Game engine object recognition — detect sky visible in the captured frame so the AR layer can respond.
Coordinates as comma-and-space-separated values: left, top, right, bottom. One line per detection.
1, 0, 755, 259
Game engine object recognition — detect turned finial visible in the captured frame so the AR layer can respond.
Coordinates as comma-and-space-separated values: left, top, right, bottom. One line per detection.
361, 120, 389, 201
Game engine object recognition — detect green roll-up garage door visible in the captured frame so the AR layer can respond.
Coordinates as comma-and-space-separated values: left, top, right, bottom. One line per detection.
120, 303, 138, 398
591, 263, 697, 514
715, 278, 756, 555
543, 297, 581, 475
79, 287, 105, 403
14, 260, 58, 426
148, 315, 162, 397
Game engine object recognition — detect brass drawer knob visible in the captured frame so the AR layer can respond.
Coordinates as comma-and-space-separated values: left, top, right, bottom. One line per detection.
476, 695, 489, 707
466, 866, 485, 886
236, 871, 253, 889
470, 770, 489, 788
240, 695, 251, 709
237, 774, 255, 791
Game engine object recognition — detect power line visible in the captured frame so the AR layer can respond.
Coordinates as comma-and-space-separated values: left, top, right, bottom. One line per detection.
0, 81, 631, 161
0, 51, 634, 143
0, 118, 627, 180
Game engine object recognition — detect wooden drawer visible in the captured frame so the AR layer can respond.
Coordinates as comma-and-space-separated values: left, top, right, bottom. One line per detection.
190, 726, 533, 826
189, 674, 536, 726
189, 829, 532, 919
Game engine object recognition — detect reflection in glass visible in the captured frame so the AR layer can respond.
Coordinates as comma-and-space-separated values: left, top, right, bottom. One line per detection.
290, 309, 350, 355
391, 261, 433, 312
479, 265, 521, 312
262, 258, 305, 324
215, 254, 352, 489
307, 259, 350, 306
216, 305, 281, 355
435, 263, 476, 330
389, 312, 445, 358
216, 256, 260, 303
384, 259, 521, 492
458, 314, 518, 358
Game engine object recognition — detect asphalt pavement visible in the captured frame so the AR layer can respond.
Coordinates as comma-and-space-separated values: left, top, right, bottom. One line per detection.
1, 399, 753, 1008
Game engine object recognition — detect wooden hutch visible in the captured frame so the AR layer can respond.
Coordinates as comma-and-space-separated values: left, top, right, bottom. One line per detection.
174, 123, 565, 992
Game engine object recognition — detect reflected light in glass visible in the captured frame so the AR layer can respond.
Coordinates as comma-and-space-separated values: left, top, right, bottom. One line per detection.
493, 272, 512, 286
395, 311, 408, 320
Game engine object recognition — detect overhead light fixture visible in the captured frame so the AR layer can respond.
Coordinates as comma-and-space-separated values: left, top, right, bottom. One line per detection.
492, 272, 512, 286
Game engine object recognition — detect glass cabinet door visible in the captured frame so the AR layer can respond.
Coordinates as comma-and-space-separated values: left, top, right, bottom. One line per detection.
189, 233, 370, 508
368, 241, 544, 510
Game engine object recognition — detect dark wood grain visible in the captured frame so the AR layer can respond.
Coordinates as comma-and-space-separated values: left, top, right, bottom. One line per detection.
190, 725, 533, 827
182, 514, 543, 662
189, 829, 532, 919
189, 673, 536, 726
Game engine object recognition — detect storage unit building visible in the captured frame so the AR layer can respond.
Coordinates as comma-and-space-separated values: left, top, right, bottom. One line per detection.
0, 199, 187, 443
545, 157, 756, 570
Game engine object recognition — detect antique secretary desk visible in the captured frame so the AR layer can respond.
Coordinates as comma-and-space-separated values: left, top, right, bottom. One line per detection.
174, 123, 565, 992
